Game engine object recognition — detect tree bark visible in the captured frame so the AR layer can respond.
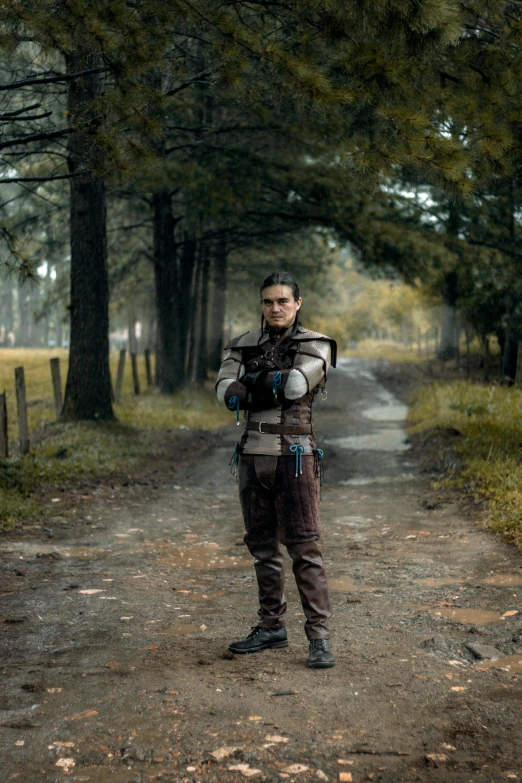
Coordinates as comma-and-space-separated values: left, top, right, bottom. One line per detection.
179, 234, 197, 375
195, 242, 210, 385
0, 278, 14, 343
153, 188, 184, 393
187, 244, 202, 383
207, 237, 227, 372
501, 294, 519, 382
438, 270, 458, 359
61, 48, 114, 421
501, 179, 519, 383
17, 282, 32, 347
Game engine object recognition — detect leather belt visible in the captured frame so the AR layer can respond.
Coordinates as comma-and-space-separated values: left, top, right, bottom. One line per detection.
245, 421, 313, 435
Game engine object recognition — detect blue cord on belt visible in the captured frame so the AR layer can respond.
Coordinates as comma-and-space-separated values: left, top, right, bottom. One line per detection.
272, 371, 282, 398
289, 443, 305, 477
227, 395, 240, 424
230, 441, 241, 479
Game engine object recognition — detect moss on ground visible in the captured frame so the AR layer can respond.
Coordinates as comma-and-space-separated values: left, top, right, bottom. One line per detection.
0, 349, 230, 531
409, 380, 522, 551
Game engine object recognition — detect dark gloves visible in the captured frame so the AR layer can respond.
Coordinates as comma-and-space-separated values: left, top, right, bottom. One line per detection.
224, 380, 250, 409
241, 369, 289, 407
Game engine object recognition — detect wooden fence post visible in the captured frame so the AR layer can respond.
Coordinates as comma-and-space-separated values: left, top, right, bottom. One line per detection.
14, 367, 29, 454
0, 391, 8, 459
516, 341, 522, 386
144, 348, 153, 388
131, 353, 140, 395
115, 349, 126, 403
50, 357, 63, 420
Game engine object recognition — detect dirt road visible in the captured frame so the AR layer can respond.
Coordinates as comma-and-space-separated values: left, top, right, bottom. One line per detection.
1, 359, 521, 783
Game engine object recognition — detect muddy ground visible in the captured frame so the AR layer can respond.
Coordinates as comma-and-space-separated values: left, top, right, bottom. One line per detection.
1, 358, 521, 783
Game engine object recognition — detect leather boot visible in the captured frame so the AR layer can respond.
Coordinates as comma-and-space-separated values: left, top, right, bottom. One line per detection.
308, 639, 335, 668
229, 626, 288, 654
286, 540, 331, 640
245, 537, 287, 629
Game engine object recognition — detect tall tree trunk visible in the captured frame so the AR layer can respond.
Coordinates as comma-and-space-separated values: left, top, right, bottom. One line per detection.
62, 48, 114, 421
153, 189, 184, 393
501, 294, 519, 382
501, 178, 519, 383
56, 317, 64, 350
207, 237, 227, 372
179, 234, 197, 374
195, 243, 210, 386
17, 282, 32, 347
187, 245, 202, 382
438, 199, 461, 360
0, 278, 14, 342
438, 270, 458, 359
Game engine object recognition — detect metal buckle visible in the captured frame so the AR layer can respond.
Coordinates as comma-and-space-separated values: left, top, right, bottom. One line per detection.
257, 421, 264, 433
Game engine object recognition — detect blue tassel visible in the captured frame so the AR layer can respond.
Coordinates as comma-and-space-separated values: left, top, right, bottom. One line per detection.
227, 395, 240, 424
289, 444, 305, 477
230, 442, 241, 479
272, 371, 283, 398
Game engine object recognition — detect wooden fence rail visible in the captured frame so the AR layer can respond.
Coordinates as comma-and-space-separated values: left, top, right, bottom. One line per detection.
131, 352, 140, 395
115, 349, 126, 404
50, 357, 63, 420
0, 349, 155, 460
14, 366, 29, 455
0, 391, 7, 459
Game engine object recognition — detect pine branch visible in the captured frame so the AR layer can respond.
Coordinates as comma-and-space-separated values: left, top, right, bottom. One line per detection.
0, 127, 73, 151
0, 173, 77, 183
165, 71, 214, 97
0, 110, 53, 122
0, 102, 41, 117
0, 68, 105, 92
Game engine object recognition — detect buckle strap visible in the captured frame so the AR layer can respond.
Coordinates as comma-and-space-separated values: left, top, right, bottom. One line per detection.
245, 421, 313, 435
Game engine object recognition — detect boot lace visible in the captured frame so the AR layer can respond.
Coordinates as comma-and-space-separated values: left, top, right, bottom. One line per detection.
247, 626, 264, 639
310, 639, 329, 651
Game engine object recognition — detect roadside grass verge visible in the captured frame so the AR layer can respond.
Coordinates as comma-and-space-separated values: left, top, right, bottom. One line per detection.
0, 349, 230, 532
408, 380, 522, 551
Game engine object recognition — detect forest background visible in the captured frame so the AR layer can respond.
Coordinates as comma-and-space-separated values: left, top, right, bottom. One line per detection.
2, 1, 522, 542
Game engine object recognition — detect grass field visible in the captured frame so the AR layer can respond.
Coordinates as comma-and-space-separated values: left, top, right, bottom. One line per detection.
0, 349, 230, 531
409, 380, 522, 551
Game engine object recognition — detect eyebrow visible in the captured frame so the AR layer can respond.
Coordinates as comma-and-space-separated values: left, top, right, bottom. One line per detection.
263, 297, 290, 304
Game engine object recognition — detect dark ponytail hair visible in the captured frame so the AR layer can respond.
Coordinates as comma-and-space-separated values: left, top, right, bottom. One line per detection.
259, 270, 300, 302
259, 270, 301, 334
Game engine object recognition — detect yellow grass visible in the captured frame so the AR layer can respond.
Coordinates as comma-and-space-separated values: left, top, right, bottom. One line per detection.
0, 349, 230, 531
409, 380, 522, 551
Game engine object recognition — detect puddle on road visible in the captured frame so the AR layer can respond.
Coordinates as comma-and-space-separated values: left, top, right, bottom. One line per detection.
481, 573, 522, 587
326, 430, 411, 452
339, 474, 415, 486
329, 577, 380, 592
160, 544, 249, 570
430, 608, 502, 625
0, 542, 104, 559
363, 404, 408, 422
160, 624, 206, 635
63, 767, 139, 783
334, 516, 372, 527
189, 591, 226, 602
417, 576, 471, 587
476, 656, 522, 674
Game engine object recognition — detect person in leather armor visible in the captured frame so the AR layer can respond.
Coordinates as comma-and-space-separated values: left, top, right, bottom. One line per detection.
216, 270, 336, 668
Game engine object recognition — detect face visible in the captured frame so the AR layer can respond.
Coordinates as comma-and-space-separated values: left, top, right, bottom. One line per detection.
261, 284, 302, 330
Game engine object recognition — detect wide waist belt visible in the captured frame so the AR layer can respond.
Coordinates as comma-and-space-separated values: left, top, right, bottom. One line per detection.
245, 421, 313, 435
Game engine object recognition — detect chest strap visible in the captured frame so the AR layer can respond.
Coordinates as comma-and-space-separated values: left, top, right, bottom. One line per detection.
245, 421, 313, 435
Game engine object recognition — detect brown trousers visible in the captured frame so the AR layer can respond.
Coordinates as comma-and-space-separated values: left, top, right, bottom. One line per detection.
238, 454, 331, 640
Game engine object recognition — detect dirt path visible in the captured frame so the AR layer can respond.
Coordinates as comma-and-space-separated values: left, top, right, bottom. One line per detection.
1, 359, 521, 783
